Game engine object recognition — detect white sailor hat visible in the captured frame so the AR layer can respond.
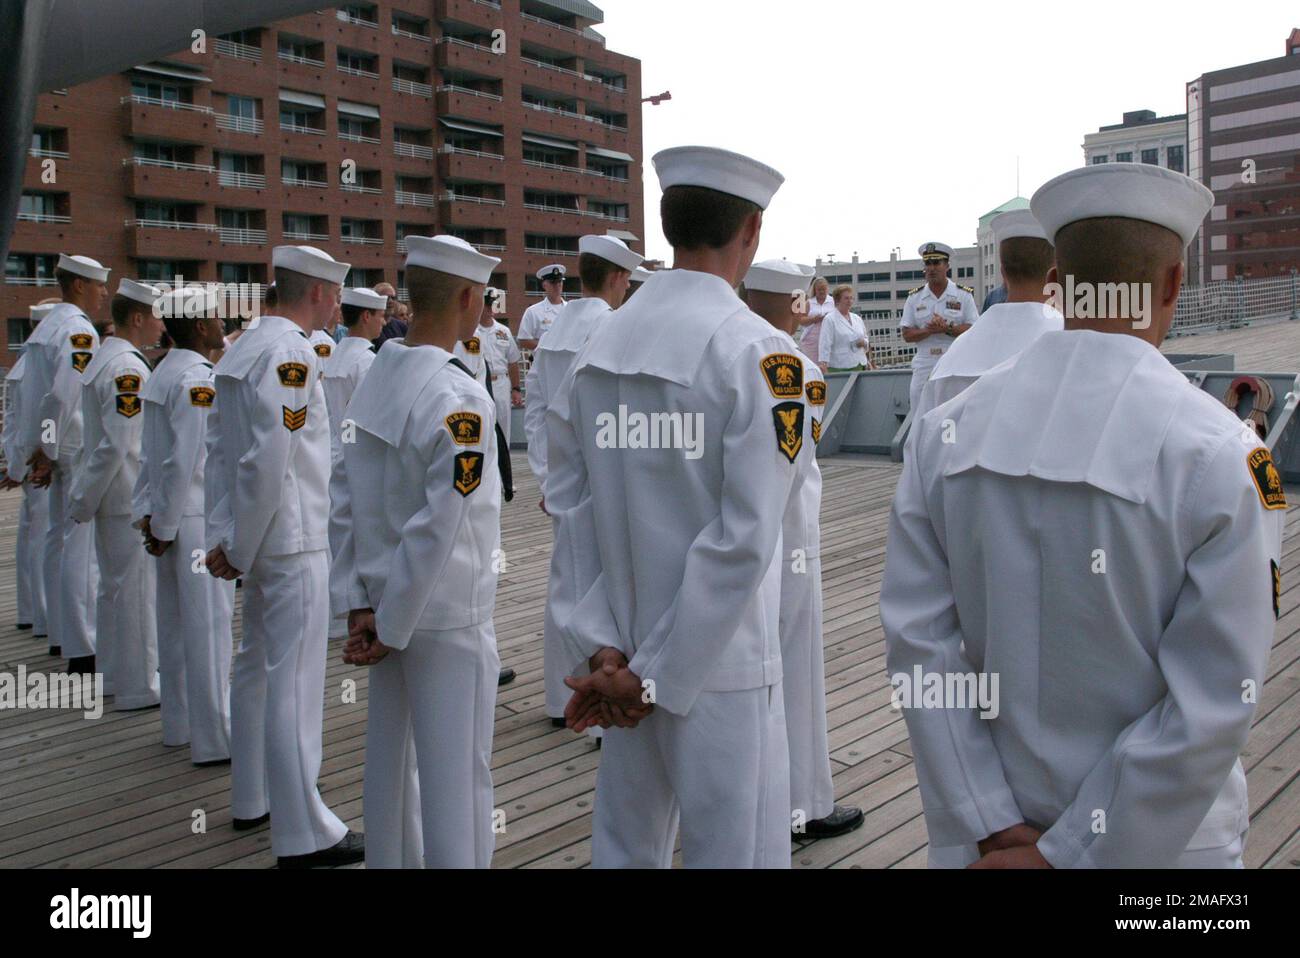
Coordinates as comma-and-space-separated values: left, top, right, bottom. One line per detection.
30, 302, 58, 323
630, 267, 653, 284
405, 235, 500, 284
744, 259, 816, 295
272, 245, 351, 284
537, 264, 567, 283
158, 284, 220, 318
578, 235, 644, 272
653, 145, 785, 210
1030, 163, 1214, 247
341, 286, 388, 311
115, 278, 162, 308
57, 254, 110, 283
992, 210, 1049, 244
918, 242, 953, 262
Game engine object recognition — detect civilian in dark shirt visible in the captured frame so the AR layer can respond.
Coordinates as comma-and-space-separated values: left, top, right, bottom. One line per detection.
371, 282, 407, 347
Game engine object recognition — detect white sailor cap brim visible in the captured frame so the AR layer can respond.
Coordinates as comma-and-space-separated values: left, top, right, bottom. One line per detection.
342, 286, 388, 310
116, 278, 162, 307
992, 210, 1049, 244
744, 259, 816, 295
918, 242, 953, 261
158, 284, 220, 318
405, 235, 500, 284
537, 264, 567, 282
272, 245, 351, 284
29, 303, 58, 322
578, 235, 644, 272
57, 253, 110, 283
630, 267, 653, 284
653, 145, 785, 210
1030, 163, 1214, 247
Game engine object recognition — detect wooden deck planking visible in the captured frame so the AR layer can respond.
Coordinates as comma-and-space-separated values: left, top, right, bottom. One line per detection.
0, 434, 1295, 868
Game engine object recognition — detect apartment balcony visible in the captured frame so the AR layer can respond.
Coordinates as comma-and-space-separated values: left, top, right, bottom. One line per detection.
218, 227, 268, 246
279, 121, 327, 139
14, 211, 71, 226
393, 76, 434, 98
437, 145, 505, 182
520, 101, 595, 141
213, 37, 262, 63
217, 170, 268, 191
3, 274, 60, 288
520, 158, 588, 195
434, 0, 503, 32
122, 156, 216, 199
519, 56, 586, 99
520, 202, 605, 231
434, 87, 502, 125
341, 234, 385, 247
282, 230, 330, 244
395, 190, 436, 208
215, 114, 264, 137
121, 95, 215, 143
439, 193, 506, 229
281, 176, 332, 208
392, 141, 435, 174
390, 24, 433, 55
125, 218, 219, 259
519, 11, 606, 59
435, 37, 505, 77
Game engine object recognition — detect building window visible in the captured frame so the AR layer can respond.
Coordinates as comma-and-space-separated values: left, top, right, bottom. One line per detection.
131, 79, 185, 103
1167, 144, 1185, 173
5, 253, 59, 285
1115, 152, 1133, 163
1092, 155, 1108, 165
8, 317, 37, 348
137, 260, 196, 283
1141, 149, 1159, 165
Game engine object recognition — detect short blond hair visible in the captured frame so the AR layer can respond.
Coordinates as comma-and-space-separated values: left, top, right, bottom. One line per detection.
832, 284, 854, 303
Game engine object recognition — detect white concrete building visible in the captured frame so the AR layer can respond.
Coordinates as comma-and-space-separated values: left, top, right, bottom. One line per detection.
1083, 109, 1188, 172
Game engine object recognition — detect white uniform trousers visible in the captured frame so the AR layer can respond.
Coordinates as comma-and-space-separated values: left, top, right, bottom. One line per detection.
592, 683, 791, 869
908, 366, 933, 417
542, 517, 570, 719
156, 515, 234, 763
17, 485, 49, 633
45, 469, 98, 659
230, 549, 348, 857
364, 621, 500, 869
94, 514, 160, 710
491, 376, 511, 446
780, 556, 835, 823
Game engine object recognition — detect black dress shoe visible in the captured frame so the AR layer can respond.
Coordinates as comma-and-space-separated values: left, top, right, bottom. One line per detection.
497, 667, 516, 687
278, 831, 365, 869
799, 805, 865, 840
17, 623, 32, 631
194, 757, 232, 768
48, 645, 61, 657
550, 717, 567, 729
233, 813, 270, 831
67, 655, 95, 675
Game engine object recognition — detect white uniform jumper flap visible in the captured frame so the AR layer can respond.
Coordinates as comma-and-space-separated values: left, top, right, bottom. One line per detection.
942, 330, 1189, 505
577, 270, 749, 387
346, 342, 454, 448
539, 297, 611, 355
930, 302, 1064, 381
80, 335, 144, 386
140, 348, 210, 406
215, 315, 307, 381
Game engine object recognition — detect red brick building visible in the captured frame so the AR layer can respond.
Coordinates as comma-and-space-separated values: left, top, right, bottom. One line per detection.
4, 0, 644, 364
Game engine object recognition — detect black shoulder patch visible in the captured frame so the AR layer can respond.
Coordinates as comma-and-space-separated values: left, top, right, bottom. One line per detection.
772, 402, 804, 464
761, 353, 803, 400
1248, 448, 1287, 511
115, 394, 142, 418
462, 337, 481, 356
189, 386, 215, 407
805, 380, 826, 407
314, 342, 333, 359
115, 373, 142, 393
446, 412, 483, 446
278, 362, 309, 388
454, 451, 484, 496
70, 333, 94, 350
71, 351, 92, 373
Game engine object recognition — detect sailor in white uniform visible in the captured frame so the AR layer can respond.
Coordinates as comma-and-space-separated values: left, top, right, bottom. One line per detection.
205, 245, 363, 868
23, 254, 109, 663
526, 233, 643, 726
321, 286, 384, 642
913, 210, 1063, 420
882, 163, 1283, 869
135, 287, 235, 764
899, 243, 979, 414
517, 265, 567, 350
476, 294, 523, 444
68, 279, 163, 706
743, 259, 865, 840
552, 146, 797, 868
2, 304, 57, 637
332, 236, 503, 868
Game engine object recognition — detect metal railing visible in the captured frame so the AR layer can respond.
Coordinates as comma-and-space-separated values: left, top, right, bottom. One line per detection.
218, 227, 267, 244
4, 276, 60, 287
339, 13, 379, 28
277, 50, 326, 67
436, 83, 503, 102
16, 212, 71, 224
442, 193, 506, 206
218, 170, 267, 188
395, 190, 436, 207
524, 101, 584, 120
1171, 273, 1300, 335
121, 95, 213, 114
127, 218, 218, 232
339, 131, 381, 144
341, 234, 384, 245
216, 114, 263, 134
280, 121, 325, 135
587, 210, 630, 222
520, 56, 583, 79
520, 12, 586, 37
281, 176, 329, 188
283, 230, 329, 242
341, 183, 382, 194
437, 37, 495, 55
393, 76, 433, 97
394, 141, 434, 159
525, 246, 577, 257
439, 145, 504, 160
28, 148, 69, 159
338, 64, 380, 79
523, 158, 583, 175
391, 25, 431, 43
523, 202, 582, 215
123, 156, 215, 172
214, 37, 262, 61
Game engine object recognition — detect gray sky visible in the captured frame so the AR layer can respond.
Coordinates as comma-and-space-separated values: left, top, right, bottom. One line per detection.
595, 0, 1298, 265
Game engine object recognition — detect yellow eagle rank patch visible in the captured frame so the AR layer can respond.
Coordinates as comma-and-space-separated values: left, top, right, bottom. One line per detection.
446, 412, 483, 447
772, 402, 804, 463
761, 354, 803, 400
454, 452, 484, 496
70, 333, 94, 349
115, 394, 142, 418
1248, 448, 1287, 510
282, 406, 307, 432
314, 343, 333, 358
71, 351, 92, 372
805, 381, 826, 407
278, 363, 309, 388
189, 386, 215, 408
